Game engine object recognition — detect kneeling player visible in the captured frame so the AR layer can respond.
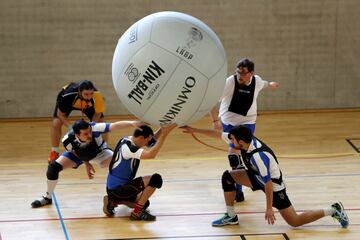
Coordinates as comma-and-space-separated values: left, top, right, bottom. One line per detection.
103, 123, 176, 221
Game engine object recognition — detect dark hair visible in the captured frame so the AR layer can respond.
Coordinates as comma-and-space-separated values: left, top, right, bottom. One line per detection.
229, 126, 253, 144
72, 120, 91, 134
236, 58, 254, 72
78, 80, 95, 92
133, 125, 154, 138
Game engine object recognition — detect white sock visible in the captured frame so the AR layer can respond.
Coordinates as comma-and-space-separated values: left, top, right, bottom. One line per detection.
323, 207, 335, 216
226, 206, 236, 217
46, 179, 58, 199
51, 147, 59, 152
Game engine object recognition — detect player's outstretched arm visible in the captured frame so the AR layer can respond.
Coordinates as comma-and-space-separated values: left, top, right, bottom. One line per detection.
209, 104, 222, 130
269, 81, 279, 89
109, 120, 143, 132
181, 126, 221, 139
141, 123, 177, 159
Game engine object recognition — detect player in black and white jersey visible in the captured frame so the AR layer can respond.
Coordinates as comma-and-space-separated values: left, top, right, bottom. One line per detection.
210, 58, 280, 202
31, 119, 142, 208
103, 123, 176, 221
182, 125, 349, 228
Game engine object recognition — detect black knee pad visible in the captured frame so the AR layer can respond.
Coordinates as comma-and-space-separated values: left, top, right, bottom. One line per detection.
222, 170, 236, 192
228, 154, 240, 169
47, 161, 63, 180
148, 173, 163, 189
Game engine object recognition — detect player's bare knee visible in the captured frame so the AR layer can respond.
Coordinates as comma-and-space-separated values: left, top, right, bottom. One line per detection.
288, 220, 301, 227
148, 173, 162, 189
222, 170, 236, 192
47, 161, 63, 180
52, 118, 62, 128
283, 216, 301, 227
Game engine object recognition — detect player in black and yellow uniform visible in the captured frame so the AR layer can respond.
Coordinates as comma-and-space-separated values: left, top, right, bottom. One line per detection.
49, 80, 106, 163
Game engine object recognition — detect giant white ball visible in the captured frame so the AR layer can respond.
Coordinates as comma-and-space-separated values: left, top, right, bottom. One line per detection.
112, 11, 227, 126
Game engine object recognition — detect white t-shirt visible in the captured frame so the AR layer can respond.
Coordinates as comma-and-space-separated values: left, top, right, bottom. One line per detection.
218, 75, 269, 125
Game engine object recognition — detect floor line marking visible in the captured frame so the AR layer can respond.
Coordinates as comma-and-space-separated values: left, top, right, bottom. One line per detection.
2, 208, 360, 223
53, 192, 70, 240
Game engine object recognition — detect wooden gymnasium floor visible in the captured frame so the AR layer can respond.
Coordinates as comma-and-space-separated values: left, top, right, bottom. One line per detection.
0, 110, 360, 240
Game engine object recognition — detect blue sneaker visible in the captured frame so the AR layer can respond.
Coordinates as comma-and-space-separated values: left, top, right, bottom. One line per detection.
212, 213, 239, 227
332, 201, 349, 228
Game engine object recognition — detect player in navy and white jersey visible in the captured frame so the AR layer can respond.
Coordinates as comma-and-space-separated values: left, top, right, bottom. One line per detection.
103, 124, 176, 221
209, 58, 280, 202
31, 119, 142, 208
182, 125, 349, 228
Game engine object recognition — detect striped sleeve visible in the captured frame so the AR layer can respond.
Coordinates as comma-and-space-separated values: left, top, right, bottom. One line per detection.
250, 151, 274, 183
91, 122, 110, 133
61, 133, 73, 151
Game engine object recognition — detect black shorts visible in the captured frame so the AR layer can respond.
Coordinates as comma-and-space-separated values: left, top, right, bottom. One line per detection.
107, 177, 144, 203
246, 170, 292, 210
53, 96, 104, 120
53, 102, 103, 120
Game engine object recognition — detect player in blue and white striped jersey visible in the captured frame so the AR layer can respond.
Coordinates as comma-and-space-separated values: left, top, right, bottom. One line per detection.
31, 119, 142, 208
182, 125, 349, 228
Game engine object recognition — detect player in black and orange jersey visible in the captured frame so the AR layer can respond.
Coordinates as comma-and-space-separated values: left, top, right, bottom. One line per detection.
49, 80, 106, 163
